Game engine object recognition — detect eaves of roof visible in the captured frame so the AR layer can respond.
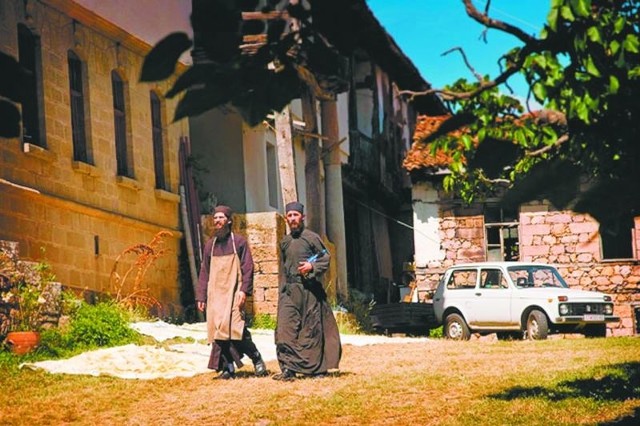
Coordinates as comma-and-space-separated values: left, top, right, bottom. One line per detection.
310, 0, 445, 115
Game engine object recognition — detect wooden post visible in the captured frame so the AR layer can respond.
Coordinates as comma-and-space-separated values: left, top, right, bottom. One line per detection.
321, 99, 349, 302
275, 106, 297, 207
301, 87, 323, 235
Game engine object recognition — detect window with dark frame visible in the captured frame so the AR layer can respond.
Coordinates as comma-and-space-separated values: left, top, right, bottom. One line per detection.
111, 71, 129, 177
68, 51, 88, 162
484, 204, 520, 261
601, 216, 635, 260
150, 92, 166, 190
18, 24, 42, 146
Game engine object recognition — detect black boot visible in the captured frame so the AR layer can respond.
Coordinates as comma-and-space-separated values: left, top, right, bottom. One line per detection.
252, 352, 268, 377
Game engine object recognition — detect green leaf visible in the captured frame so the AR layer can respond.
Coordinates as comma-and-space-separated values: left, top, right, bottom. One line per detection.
614, 17, 625, 34
610, 40, 620, 55
461, 135, 472, 150
575, 99, 589, 122
585, 56, 601, 77
140, 32, 192, 82
623, 34, 639, 53
608, 75, 619, 94
547, 7, 559, 32
532, 82, 548, 100
569, 0, 591, 17
165, 62, 226, 99
560, 5, 575, 21
586, 26, 601, 43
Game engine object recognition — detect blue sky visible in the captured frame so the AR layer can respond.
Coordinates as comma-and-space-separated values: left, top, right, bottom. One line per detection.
366, 0, 551, 101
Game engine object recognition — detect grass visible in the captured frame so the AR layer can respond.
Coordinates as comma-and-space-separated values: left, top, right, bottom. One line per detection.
0, 335, 639, 425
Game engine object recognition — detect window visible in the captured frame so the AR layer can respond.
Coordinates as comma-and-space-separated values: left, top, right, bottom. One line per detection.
601, 217, 634, 260
111, 71, 130, 177
446, 269, 478, 290
150, 92, 166, 190
68, 51, 88, 162
266, 142, 278, 208
480, 269, 508, 289
18, 24, 43, 146
484, 204, 519, 261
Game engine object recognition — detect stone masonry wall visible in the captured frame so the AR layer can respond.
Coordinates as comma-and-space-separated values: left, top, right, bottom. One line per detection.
0, 1, 188, 311
415, 215, 485, 296
520, 211, 640, 336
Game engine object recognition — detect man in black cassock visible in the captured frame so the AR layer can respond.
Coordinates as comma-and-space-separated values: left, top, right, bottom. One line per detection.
273, 201, 342, 381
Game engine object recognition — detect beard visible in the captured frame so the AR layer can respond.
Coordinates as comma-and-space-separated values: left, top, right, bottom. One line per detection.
290, 222, 304, 237
214, 224, 231, 239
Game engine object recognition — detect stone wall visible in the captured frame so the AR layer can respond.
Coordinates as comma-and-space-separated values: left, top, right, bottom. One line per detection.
415, 215, 485, 295
520, 211, 640, 336
0, 0, 188, 310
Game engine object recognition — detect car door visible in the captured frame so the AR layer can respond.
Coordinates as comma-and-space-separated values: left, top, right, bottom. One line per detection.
442, 268, 479, 323
467, 267, 514, 326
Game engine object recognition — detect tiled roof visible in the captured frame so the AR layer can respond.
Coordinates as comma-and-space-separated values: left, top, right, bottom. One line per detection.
403, 115, 462, 171
403, 110, 558, 172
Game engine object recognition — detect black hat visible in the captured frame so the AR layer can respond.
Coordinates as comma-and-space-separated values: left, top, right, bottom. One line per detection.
285, 201, 304, 214
213, 205, 233, 218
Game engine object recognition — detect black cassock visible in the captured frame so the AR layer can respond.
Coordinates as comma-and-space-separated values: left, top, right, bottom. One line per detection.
276, 228, 341, 374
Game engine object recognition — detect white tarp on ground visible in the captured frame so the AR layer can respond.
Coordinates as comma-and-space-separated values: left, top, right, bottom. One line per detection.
21, 321, 427, 380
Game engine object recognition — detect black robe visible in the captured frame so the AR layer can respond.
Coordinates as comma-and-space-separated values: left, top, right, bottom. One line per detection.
276, 227, 342, 374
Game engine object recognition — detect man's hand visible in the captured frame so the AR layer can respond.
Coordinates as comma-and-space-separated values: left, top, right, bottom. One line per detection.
197, 301, 206, 312
235, 291, 246, 309
297, 261, 313, 276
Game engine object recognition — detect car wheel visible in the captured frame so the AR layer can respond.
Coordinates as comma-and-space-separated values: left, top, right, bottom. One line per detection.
444, 313, 471, 341
526, 310, 549, 340
583, 324, 606, 338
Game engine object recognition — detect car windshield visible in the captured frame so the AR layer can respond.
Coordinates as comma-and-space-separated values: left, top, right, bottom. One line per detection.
507, 265, 568, 289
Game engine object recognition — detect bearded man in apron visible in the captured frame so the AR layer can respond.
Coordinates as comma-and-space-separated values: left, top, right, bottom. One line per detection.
196, 205, 267, 379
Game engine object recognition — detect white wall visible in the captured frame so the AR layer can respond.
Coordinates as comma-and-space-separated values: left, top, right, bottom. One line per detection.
242, 123, 280, 213
413, 181, 445, 266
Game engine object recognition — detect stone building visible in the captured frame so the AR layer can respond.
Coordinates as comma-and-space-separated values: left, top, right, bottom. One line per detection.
0, 0, 189, 313
403, 115, 640, 336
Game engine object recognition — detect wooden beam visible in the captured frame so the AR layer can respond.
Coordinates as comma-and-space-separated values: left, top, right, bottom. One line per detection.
275, 108, 298, 207
242, 11, 290, 21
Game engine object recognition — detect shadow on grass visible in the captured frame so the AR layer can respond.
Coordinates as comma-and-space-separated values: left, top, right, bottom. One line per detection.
599, 406, 640, 426
490, 362, 640, 402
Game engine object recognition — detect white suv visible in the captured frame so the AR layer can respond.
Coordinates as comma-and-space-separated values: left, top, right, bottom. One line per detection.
433, 262, 619, 340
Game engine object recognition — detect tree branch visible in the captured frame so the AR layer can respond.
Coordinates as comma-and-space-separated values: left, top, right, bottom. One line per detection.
462, 0, 537, 44
442, 47, 484, 82
526, 133, 569, 157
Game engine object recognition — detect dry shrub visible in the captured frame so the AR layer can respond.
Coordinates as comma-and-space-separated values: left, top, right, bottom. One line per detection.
108, 231, 173, 315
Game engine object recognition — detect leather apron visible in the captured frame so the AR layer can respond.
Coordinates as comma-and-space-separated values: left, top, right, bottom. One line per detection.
206, 234, 245, 343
